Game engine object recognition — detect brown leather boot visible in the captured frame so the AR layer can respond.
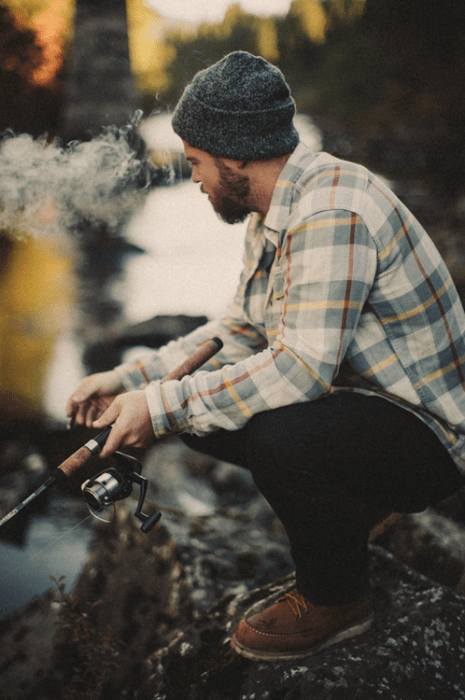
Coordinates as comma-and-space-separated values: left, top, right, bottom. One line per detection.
231, 588, 373, 661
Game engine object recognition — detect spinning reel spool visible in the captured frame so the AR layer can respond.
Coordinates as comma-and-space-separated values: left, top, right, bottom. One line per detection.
81, 452, 161, 532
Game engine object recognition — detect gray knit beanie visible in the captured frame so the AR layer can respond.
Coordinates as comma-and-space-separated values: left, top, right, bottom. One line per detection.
171, 51, 299, 160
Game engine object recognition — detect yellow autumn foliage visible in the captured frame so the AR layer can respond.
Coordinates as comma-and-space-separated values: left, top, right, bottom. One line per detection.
290, 0, 327, 43
257, 17, 279, 62
0, 235, 73, 419
126, 0, 176, 94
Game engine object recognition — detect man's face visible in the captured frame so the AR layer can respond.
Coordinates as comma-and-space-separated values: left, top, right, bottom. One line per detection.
183, 142, 252, 224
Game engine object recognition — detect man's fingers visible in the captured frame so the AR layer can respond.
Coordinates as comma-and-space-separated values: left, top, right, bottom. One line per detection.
93, 399, 126, 452
91, 391, 154, 458
66, 395, 81, 420
98, 428, 121, 458
66, 385, 94, 425
93, 400, 118, 429
66, 372, 124, 431
71, 402, 85, 426
87, 404, 101, 426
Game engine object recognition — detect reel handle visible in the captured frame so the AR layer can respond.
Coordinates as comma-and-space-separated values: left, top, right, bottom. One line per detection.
140, 510, 162, 533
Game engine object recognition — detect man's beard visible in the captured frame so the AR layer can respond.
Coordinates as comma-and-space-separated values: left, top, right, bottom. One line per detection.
211, 159, 252, 225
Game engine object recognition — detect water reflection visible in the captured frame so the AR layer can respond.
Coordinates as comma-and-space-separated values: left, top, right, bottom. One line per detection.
0, 496, 94, 620
0, 233, 74, 422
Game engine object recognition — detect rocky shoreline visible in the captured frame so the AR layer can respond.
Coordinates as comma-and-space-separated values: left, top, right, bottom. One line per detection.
2, 427, 465, 699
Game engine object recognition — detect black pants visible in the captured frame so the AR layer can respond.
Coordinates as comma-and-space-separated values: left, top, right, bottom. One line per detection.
181, 393, 465, 605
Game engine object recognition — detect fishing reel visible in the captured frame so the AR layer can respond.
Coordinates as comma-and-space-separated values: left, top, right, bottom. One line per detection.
81, 452, 161, 533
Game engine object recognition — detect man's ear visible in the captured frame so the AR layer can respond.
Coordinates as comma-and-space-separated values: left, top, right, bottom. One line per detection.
223, 157, 248, 170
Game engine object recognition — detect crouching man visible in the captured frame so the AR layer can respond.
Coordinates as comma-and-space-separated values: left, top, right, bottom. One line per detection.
67, 52, 465, 661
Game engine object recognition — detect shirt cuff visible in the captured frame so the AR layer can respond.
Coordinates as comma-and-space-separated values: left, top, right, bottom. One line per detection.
145, 380, 176, 438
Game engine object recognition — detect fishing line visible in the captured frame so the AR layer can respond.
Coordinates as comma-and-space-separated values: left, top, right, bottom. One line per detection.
30, 510, 95, 561
0, 510, 97, 588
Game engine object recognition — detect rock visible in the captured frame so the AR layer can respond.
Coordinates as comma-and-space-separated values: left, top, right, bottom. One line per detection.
0, 593, 61, 699
156, 507, 293, 619
141, 438, 294, 616
41, 440, 294, 698
379, 506, 465, 593
47, 504, 194, 699
135, 546, 465, 700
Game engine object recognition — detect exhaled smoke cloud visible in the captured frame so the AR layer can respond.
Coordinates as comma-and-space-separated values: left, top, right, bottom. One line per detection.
0, 111, 162, 240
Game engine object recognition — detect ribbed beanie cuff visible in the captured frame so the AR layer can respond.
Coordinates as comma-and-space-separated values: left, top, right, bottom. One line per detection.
172, 52, 299, 160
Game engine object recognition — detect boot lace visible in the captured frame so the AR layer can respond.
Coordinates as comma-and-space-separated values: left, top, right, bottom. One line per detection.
281, 589, 314, 619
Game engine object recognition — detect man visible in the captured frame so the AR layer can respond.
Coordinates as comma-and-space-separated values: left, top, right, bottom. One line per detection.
67, 52, 465, 661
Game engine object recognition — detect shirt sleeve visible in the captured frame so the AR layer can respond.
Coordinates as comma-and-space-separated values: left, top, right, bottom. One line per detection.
115, 288, 268, 390
145, 209, 378, 437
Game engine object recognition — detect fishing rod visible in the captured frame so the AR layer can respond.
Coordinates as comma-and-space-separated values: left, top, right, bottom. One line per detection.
0, 337, 223, 533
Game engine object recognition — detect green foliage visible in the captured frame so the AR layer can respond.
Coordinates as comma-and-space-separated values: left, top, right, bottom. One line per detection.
307, 31, 392, 123
51, 575, 122, 700
302, 0, 465, 190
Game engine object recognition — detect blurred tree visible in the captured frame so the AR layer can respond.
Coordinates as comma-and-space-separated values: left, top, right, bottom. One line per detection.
289, 0, 327, 43
324, 0, 366, 28
126, 0, 174, 97
147, 3, 324, 111
275, 8, 322, 107
360, 0, 465, 130
147, 5, 260, 110
4, 0, 74, 89
60, 0, 138, 142
0, 2, 64, 136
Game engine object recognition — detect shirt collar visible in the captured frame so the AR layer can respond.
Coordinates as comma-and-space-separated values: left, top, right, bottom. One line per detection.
264, 141, 316, 235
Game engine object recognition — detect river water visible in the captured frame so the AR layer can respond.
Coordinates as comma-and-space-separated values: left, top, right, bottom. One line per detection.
0, 114, 322, 621
0, 499, 93, 620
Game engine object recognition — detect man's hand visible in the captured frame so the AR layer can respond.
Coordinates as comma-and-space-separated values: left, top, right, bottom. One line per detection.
92, 390, 154, 457
66, 370, 125, 428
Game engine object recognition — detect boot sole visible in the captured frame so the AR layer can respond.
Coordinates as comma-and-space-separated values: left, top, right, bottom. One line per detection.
230, 613, 374, 662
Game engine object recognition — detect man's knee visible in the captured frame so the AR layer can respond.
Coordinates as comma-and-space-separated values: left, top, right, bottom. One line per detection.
179, 428, 248, 468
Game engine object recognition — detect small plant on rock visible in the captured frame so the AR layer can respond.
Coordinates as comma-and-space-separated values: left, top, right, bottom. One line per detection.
50, 575, 122, 700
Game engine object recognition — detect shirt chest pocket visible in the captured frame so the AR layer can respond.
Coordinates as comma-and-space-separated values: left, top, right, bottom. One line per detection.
265, 263, 285, 312
273, 264, 285, 301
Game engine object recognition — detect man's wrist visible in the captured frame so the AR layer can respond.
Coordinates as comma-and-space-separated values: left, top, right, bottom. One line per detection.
145, 381, 173, 438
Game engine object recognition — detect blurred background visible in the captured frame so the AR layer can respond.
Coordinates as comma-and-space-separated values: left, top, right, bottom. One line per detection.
1, 0, 464, 426
0, 0, 464, 620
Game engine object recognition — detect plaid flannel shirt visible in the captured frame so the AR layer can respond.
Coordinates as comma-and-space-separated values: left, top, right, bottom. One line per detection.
117, 142, 465, 472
